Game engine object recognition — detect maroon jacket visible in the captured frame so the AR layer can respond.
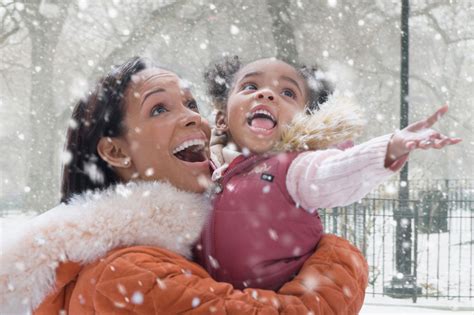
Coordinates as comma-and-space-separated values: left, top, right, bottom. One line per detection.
196, 152, 323, 290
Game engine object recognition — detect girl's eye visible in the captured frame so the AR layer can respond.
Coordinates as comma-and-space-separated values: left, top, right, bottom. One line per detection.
187, 100, 199, 112
151, 104, 168, 117
241, 83, 257, 91
281, 89, 296, 99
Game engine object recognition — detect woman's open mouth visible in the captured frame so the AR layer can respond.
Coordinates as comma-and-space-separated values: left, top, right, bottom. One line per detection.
172, 139, 208, 163
247, 109, 277, 133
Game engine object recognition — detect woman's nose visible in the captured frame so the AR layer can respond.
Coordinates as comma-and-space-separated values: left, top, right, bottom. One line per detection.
256, 89, 275, 101
181, 108, 201, 127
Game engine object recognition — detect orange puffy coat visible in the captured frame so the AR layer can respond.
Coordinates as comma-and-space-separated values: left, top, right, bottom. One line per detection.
1, 181, 367, 314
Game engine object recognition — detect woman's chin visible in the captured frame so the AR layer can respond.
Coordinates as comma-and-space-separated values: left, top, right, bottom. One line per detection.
177, 162, 212, 192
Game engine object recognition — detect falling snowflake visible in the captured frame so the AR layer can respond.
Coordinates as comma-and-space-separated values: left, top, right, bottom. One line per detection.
77, 0, 88, 10
61, 150, 73, 165
108, 8, 118, 18
131, 291, 144, 305
230, 25, 240, 35
208, 255, 220, 269
343, 286, 352, 297
302, 276, 319, 290
145, 167, 155, 177
117, 283, 127, 295
268, 228, 278, 240
156, 278, 167, 289
191, 297, 200, 308
78, 294, 86, 305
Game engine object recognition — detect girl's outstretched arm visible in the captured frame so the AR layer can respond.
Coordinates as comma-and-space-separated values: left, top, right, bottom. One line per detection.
286, 106, 461, 211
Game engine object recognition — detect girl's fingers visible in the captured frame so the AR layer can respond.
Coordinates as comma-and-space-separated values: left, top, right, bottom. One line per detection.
428, 131, 442, 141
424, 137, 462, 149
407, 105, 449, 131
433, 138, 449, 148
418, 140, 433, 149
425, 105, 449, 127
405, 136, 461, 151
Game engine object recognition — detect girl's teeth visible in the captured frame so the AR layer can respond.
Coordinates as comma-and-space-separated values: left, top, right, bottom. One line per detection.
249, 109, 275, 121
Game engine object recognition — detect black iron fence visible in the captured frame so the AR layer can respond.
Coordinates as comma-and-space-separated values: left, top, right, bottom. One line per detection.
319, 179, 473, 301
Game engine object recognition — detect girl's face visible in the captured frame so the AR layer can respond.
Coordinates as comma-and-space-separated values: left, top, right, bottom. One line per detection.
225, 58, 308, 154
120, 68, 211, 193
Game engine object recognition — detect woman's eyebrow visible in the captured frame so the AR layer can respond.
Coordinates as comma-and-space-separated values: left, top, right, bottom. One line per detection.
280, 75, 303, 95
141, 88, 165, 107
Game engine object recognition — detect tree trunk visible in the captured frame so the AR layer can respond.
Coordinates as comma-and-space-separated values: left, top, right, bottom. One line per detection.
265, 0, 298, 63
22, 1, 71, 211
24, 31, 61, 211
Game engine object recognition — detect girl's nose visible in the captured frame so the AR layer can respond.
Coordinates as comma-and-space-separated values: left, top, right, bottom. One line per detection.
257, 89, 275, 101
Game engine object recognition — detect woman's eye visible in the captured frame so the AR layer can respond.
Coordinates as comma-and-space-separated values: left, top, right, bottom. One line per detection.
242, 83, 257, 91
282, 89, 295, 99
187, 100, 199, 112
151, 105, 168, 116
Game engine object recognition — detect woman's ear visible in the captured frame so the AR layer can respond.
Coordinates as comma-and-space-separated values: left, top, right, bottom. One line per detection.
215, 110, 228, 134
97, 137, 131, 169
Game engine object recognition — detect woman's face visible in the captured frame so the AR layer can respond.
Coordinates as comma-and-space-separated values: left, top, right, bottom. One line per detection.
120, 68, 211, 193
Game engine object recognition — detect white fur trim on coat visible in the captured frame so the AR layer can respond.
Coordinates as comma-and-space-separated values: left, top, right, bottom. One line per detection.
0, 181, 211, 314
273, 92, 366, 152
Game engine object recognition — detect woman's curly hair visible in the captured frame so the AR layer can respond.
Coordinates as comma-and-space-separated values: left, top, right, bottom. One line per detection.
203, 55, 334, 113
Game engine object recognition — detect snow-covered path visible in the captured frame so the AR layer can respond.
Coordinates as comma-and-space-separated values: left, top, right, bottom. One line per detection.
361, 304, 473, 314
361, 296, 473, 314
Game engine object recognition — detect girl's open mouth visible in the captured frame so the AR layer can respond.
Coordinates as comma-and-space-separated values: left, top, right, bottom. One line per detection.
247, 109, 277, 131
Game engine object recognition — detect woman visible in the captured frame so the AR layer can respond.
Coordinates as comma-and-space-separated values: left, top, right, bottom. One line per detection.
0, 57, 368, 314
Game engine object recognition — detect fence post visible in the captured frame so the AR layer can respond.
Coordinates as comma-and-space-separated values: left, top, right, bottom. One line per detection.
384, 0, 421, 300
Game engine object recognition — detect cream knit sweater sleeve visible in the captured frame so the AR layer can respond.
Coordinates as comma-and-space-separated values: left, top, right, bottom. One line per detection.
286, 134, 407, 211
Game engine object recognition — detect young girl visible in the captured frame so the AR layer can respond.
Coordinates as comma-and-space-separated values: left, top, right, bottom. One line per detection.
196, 56, 461, 291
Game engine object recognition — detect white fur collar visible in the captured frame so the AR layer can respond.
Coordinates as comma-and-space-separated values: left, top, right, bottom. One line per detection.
0, 181, 211, 313
273, 92, 366, 152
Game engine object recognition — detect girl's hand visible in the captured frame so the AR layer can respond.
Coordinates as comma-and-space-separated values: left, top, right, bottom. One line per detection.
385, 105, 462, 165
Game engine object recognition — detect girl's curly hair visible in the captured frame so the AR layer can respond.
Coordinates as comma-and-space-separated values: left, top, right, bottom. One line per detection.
203, 55, 334, 113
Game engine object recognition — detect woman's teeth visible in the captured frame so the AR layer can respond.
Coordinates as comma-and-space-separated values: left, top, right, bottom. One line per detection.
172, 139, 205, 155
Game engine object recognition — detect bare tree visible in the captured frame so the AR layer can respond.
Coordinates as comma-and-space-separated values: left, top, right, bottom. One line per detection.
265, 0, 298, 62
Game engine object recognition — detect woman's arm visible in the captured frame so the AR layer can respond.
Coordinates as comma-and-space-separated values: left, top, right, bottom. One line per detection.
71, 235, 367, 314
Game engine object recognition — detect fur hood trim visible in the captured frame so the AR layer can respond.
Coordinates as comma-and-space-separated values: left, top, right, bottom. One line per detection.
0, 181, 211, 312
273, 93, 366, 152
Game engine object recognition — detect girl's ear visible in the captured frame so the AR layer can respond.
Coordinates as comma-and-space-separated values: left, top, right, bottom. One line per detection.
97, 137, 132, 169
215, 110, 229, 134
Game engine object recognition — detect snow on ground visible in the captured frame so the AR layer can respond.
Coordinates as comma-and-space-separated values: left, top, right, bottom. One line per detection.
362, 296, 473, 314
363, 208, 472, 299
361, 304, 473, 314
